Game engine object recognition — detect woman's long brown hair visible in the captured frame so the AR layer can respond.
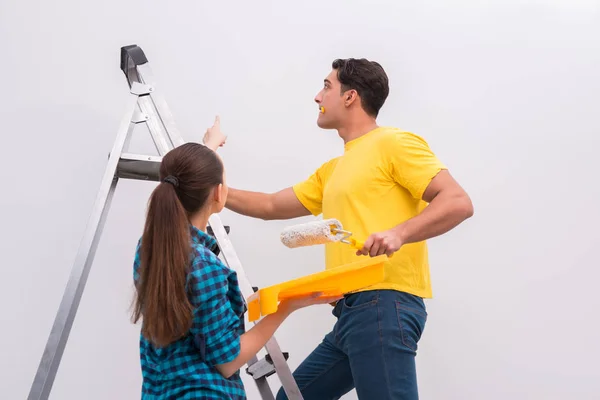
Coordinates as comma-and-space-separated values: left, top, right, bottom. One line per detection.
131, 143, 224, 347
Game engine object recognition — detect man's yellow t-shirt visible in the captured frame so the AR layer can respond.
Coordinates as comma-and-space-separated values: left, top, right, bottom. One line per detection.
292, 126, 447, 299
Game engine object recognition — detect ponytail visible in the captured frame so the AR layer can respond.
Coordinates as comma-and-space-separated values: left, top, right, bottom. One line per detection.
132, 180, 193, 348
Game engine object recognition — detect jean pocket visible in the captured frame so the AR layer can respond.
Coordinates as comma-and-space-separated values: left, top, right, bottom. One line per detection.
342, 291, 379, 310
396, 302, 427, 352
336, 292, 380, 345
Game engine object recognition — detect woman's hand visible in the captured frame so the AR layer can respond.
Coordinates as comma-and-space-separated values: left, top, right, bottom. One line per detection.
215, 292, 342, 379
278, 292, 343, 315
203, 115, 227, 151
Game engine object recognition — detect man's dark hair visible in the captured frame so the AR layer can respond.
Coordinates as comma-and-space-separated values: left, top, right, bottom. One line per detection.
332, 58, 389, 117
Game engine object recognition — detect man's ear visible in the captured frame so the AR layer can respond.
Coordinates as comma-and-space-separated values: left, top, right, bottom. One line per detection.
344, 90, 358, 107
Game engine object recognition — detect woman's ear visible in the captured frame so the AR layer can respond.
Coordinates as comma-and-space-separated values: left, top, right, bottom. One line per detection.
213, 183, 223, 204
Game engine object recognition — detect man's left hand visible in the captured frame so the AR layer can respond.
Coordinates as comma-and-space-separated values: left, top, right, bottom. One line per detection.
356, 226, 404, 257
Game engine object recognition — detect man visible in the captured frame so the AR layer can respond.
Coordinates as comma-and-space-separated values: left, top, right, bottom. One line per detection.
204, 58, 473, 399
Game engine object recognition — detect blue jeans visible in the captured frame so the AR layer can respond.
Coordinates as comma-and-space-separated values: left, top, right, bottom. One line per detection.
275, 290, 427, 400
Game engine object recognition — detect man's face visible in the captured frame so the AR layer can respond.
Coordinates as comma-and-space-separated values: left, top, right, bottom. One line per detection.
314, 69, 345, 129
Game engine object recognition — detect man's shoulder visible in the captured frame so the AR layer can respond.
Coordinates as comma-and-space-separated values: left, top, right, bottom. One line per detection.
312, 155, 342, 178
372, 127, 435, 156
376, 127, 428, 144
322, 155, 342, 169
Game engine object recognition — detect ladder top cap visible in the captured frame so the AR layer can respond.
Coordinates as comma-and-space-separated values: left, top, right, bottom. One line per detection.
120, 45, 148, 74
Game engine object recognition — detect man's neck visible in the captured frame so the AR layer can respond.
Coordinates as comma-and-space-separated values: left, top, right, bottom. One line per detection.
337, 117, 379, 144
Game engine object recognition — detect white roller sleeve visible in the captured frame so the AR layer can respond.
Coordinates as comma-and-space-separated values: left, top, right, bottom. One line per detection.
280, 218, 344, 248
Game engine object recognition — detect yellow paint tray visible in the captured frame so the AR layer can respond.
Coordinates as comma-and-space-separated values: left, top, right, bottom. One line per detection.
246, 255, 388, 322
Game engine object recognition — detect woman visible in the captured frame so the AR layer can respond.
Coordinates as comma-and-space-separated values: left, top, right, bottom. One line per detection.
131, 132, 338, 399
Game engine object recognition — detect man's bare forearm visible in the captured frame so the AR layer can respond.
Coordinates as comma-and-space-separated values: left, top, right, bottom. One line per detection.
396, 191, 473, 245
225, 187, 311, 221
225, 188, 273, 220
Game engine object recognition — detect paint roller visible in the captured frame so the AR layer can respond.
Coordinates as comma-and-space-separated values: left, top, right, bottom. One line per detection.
280, 218, 364, 250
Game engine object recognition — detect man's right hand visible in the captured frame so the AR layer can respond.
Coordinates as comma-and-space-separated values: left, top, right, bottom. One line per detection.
203, 115, 227, 151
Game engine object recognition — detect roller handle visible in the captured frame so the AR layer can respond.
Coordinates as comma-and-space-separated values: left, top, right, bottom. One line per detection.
349, 237, 394, 258
349, 238, 364, 250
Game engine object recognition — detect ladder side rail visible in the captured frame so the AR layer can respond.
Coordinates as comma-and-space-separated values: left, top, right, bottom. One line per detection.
27, 92, 141, 400
131, 83, 173, 154
136, 63, 186, 147
120, 47, 177, 152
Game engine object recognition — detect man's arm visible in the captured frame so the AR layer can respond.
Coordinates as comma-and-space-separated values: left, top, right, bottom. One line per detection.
202, 116, 325, 221
398, 170, 473, 243
225, 187, 311, 221
200, 117, 312, 221
359, 170, 473, 257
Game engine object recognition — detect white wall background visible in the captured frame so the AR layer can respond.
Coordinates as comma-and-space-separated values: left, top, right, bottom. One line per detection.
2, 0, 599, 399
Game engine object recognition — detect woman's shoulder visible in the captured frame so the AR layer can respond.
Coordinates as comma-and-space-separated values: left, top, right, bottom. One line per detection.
188, 243, 245, 312
188, 243, 242, 291
190, 243, 229, 275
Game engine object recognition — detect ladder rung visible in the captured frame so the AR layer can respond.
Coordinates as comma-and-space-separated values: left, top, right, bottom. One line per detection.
246, 353, 290, 380
116, 153, 161, 181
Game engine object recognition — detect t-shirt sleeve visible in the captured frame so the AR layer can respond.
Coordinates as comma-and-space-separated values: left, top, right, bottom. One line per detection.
388, 132, 447, 200
292, 160, 335, 216
188, 251, 241, 366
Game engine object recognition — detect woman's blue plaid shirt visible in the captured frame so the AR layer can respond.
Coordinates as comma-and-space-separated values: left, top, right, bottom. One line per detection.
133, 225, 247, 399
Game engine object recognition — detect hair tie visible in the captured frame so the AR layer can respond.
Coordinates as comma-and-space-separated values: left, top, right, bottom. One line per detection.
163, 175, 179, 187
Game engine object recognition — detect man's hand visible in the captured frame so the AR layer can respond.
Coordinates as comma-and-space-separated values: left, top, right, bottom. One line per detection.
203, 115, 227, 151
356, 226, 405, 257
357, 170, 473, 258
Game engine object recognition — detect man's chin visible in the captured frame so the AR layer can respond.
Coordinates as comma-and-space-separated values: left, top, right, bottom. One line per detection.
316, 118, 335, 130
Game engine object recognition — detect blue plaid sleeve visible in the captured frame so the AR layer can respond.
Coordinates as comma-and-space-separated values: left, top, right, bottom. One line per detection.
188, 248, 242, 367
133, 239, 141, 284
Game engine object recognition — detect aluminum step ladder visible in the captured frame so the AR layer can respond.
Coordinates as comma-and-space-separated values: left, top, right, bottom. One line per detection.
27, 44, 302, 400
